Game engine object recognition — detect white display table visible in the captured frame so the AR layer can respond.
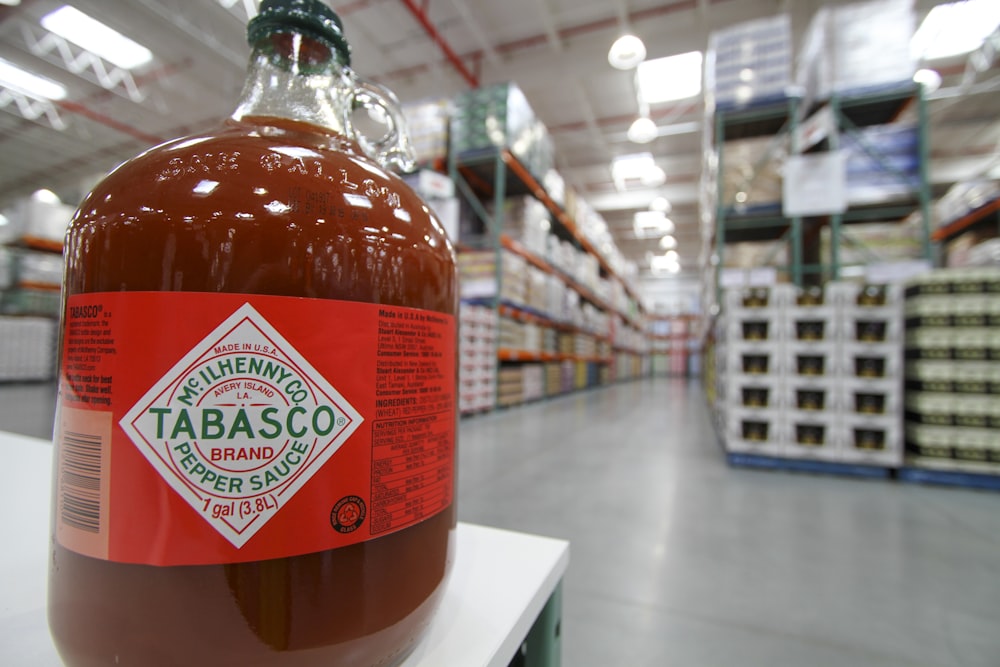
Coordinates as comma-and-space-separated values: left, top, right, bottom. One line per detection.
0, 431, 569, 666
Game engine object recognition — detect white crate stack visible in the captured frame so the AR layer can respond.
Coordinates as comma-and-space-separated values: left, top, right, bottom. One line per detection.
707, 14, 793, 111
903, 269, 1000, 474
781, 286, 842, 462
459, 305, 497, 415
0, 316, 57, 381
832, 282, 904, 467
717, 282, 904, 467
718, 287, 785, 457
796, 0, 916, 106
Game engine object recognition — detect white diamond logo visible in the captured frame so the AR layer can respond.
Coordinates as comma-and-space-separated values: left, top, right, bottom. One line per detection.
120, 302, 363, 548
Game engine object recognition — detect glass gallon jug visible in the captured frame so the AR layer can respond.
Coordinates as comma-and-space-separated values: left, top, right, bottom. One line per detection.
48, 1, 457, 665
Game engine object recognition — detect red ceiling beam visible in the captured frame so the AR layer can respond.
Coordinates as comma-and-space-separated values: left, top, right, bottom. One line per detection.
55, 100, 166, 144
398, 0, 479, 88
382, 0, 720, 85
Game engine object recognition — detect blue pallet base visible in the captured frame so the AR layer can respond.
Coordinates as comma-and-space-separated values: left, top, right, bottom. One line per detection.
727, 452, 891, 479
898, 467, 1000, 492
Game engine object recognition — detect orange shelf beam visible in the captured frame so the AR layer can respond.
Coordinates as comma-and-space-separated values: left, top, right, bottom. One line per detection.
931, 198, 1000, 243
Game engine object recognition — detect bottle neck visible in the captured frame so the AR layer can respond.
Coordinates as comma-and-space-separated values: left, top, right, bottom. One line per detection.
231, 32, 352, 135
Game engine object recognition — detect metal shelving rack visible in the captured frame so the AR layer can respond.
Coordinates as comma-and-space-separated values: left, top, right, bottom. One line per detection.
449, 147, 649, 407
932, 196, 1000, 250
709, 83, 934, 301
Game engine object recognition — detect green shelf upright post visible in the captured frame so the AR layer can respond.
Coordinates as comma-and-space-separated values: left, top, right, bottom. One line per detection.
714, 110, 726, 305
916, 83, 934, 264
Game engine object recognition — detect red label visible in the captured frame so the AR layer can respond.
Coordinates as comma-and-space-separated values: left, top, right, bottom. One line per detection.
54, 292, 456, 566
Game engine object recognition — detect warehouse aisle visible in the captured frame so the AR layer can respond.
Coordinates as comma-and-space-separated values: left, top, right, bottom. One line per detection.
457, 378, 1000, 667
1, 378, 998, 666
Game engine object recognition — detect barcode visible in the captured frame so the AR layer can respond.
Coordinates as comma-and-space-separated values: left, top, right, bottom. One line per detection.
60, 430, 103, 532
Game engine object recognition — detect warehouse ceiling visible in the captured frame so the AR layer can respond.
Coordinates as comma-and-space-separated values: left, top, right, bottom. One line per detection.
0, 0, 998, 290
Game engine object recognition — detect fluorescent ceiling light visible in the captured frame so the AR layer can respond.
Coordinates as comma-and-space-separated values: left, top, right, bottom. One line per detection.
609, 34, 646, 70
650, 253, 681, 274
41, 5, 153, 69
913, 68, 942, 93
911, 0, 1000, 61
612, 152, 655, 181
612, 152, 667, 190
627, 116, 658, 144
637, 51, 703, 103
0, 58, 66, 100
31, 188, 61, 204
650, 197, 671, 213
634, 210, 674, 238
641, 165, 666, 187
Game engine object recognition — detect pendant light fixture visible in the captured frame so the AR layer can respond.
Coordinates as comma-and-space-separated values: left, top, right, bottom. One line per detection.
627, 115, 658, 144
608, 34, 646, 70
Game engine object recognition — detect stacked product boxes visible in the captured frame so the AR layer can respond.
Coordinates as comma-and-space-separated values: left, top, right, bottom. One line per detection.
903, 269, 1000, 474
649, 316, 698, 377
721, 136, 785, 212
797, 0, 915, 104
491, 195, 552, 258
459, 305, 497, 415
707, 14, 793, 110
449, 82, 554, 181
835, 282, 905, 467
782, 286, 841, 461
843, 123, 920, 206
0, 316, 57, 381
457, 251, 497, 301
718, 287, 785, 457
401, 97, 451, 166
496, 363, 548, 408
717, 282, 904, 466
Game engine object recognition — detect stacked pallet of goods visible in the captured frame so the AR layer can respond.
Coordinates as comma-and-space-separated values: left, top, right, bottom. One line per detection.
716, 282, 904, 469
903, 269, 1000, 480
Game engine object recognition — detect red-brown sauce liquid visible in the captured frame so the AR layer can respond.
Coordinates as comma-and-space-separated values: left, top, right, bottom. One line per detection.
49, 116, 457, 666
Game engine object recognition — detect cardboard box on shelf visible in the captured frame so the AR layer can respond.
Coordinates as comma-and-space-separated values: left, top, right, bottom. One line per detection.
402, 97, 451, 165
725, 342, 784, 376
708, 14, 793, 109
796, 0, 915, 104
841, 377, 900, 417
782, 411, 841, 462
725, 406, 784, 456
844, 342, 900, 379
725, 316, 781, 343
780, 313, 841, 343
840, 414, 903, 467
843, 314, 902, 345
723, 286, 785, 316
784, 376, 840, 412
723, 376, 784, 409
829, 281, 904, 308
450, 82, 538, 161
905, 422, 954, 461
0, 316, 57, 381
787, 342, 840, 379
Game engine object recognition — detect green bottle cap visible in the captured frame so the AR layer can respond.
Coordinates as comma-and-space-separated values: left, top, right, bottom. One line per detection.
247, 0, 351, 66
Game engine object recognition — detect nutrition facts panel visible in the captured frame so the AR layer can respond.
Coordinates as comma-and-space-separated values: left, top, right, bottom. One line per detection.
370, 412, 453, 534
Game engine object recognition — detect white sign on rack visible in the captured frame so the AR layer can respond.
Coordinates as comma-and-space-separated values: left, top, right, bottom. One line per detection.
782, 151, 847, 216
720, 267, 777, 288
865, 260, 932, 284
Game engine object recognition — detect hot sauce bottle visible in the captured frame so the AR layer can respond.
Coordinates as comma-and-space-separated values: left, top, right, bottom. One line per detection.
48, 1, 457, 665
